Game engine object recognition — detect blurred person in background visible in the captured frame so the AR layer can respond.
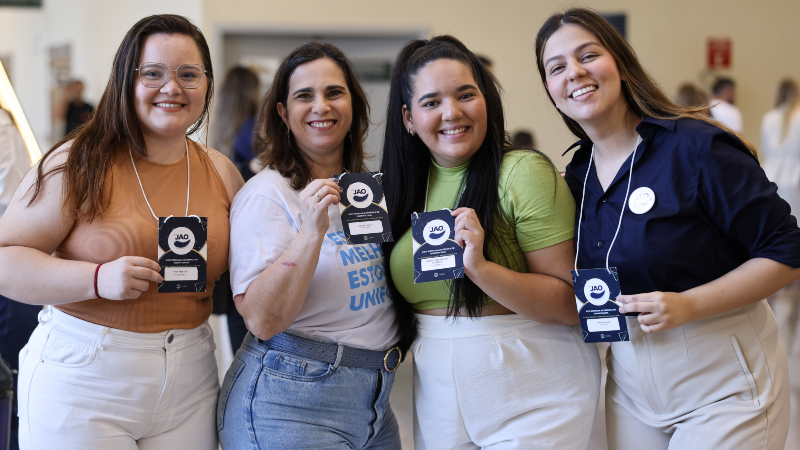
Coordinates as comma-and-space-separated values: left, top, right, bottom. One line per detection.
709, 77, 743, 132
761, 78, 800, 450
674, 83, 709, 114
0, 15, 243, 450
512, 129, 536, 149
0, 107, 37, 450
213, 66, 261, 181
55, 80, 95, 137
762, 78, 800, 210
210, 66, 261, 355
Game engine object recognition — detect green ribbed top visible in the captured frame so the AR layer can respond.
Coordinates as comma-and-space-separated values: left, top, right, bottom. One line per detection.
389, 150, 576, 310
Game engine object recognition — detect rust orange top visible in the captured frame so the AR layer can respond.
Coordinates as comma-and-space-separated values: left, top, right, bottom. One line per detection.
56, 141, 230, 332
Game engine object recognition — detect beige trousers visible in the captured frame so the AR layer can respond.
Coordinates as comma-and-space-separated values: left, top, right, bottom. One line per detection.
605, 300, 789, 450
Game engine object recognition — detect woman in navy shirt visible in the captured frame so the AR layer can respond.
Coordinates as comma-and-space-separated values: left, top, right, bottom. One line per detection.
536, 8, 800, 450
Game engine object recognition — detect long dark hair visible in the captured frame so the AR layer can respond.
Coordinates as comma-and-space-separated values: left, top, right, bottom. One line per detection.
212, 66, 259, 156
256, 42, 370, 190
534, 7, 757, 158
382, 35, 514, 318
28, 14, 213, 220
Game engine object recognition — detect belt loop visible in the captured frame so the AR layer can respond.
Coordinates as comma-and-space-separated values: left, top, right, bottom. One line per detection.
95, 327, 111, 351
332, 343, 345, 370
39, 306, 57, 332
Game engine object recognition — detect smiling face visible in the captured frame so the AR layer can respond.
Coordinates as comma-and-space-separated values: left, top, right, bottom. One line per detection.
134, 33, 207, 141
403, 59, 488, 168
277, 58, 353, 162
542, 24, 629, 129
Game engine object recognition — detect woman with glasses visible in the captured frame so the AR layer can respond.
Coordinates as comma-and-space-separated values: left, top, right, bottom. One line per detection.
217, 42, 412, 450
0, 14, 243, 450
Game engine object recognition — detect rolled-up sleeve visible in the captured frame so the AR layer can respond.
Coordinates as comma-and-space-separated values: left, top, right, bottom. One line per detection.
696, 132, 800, 268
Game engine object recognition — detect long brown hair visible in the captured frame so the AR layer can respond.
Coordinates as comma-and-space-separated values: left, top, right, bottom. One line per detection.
28, 14, 214, 221
256, 42, 370, 190
534, 8, 757, 158
775, 78, 800, 142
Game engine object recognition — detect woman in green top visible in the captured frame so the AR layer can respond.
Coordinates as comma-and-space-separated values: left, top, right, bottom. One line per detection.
381, 35, 601, 449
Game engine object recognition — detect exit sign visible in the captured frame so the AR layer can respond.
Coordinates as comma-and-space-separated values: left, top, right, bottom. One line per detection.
707, 38, 731, 69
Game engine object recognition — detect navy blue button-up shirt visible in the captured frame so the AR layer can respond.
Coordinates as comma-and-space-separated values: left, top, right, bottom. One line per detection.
564, 116, 800, 296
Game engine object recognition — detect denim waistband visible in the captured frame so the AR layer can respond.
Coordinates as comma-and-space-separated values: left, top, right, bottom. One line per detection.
245, 331, 401, 371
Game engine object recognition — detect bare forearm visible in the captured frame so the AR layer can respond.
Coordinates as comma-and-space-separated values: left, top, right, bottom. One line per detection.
0, 246, 96, 304
238, 230, 325, 340
468, 261, 579, 325
684, 257, 800, 321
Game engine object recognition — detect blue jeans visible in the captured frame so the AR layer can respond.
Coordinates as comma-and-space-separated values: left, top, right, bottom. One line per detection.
217, 332, 401, 450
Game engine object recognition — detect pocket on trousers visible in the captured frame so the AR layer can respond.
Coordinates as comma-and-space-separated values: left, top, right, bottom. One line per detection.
730, 335, 760, 407
263, 350, 333, 381
217, 355, 246, 431
40, 335, 97, 368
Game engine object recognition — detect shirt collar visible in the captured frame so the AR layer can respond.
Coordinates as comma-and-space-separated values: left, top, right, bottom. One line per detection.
636, 115, 676, 132
568, 115, 675, 196
567, 115, 675, 158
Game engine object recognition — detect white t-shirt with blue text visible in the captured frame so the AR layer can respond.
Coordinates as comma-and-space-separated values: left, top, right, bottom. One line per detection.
229, 168, 399, 350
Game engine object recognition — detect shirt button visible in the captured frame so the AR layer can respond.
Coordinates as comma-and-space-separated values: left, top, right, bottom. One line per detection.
602, 198, 608, 203
597, 241, 604, 248
167, 334, 174, 344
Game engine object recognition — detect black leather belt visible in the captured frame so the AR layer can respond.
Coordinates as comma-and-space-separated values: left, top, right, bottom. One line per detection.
262, 332, 402, 372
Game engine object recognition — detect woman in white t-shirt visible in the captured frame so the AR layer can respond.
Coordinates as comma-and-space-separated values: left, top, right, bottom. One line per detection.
762, 79, 800, 212
217, 42, 411, 450
762, 78, 800, 450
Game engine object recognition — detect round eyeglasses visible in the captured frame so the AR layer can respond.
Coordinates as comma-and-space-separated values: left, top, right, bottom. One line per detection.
135, 63, 207, 89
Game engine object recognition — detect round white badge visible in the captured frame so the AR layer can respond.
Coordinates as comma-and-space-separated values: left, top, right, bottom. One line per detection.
423, 219, 450, 246
583, 278, 610, 306
629, 187, 655, 214
168, 227, 195, 255
347, 182, 374, 209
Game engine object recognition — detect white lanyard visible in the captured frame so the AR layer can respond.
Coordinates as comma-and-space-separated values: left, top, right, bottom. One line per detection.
128, 139, 190, 220
574, 135, 641, 273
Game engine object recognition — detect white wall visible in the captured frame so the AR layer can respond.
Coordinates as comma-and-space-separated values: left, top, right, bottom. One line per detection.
2, 0, 799, 167
0, 0, 203, 150
202, 0, 800, 168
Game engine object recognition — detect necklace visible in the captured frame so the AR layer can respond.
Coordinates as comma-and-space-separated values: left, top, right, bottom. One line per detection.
128, 139, 190, 220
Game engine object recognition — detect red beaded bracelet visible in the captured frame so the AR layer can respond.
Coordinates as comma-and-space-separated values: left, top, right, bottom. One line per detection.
94, 263, 103, 299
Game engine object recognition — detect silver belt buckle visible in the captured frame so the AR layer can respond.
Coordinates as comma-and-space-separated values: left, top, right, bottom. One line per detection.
383, 346, 401, 372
